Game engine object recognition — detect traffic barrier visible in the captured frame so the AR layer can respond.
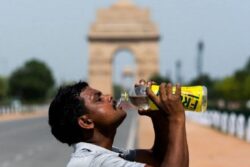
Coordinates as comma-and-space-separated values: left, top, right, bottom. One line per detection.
186, 110, 250, 143
236, 114, 245, 139
228, 113, 237, 136
221, 112, 229, 133
0, 105, 48, 116
246, 117, 250, 142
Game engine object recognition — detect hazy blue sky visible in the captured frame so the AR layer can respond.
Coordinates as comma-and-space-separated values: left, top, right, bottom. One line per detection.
0, 0, 250, 85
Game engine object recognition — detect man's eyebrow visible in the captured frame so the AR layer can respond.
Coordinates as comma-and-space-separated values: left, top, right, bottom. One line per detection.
95, 91, 102, 97
92, 91, 102, 101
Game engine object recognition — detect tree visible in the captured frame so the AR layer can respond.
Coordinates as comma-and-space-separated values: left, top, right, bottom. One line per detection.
189, 74, 218, 99
113, 84, 123, 100
243, 75, 250, 100
189, 74, 213, 86
244, 56, 250, 72
0, 76, 8, 101
9, 59, 55, 103
214, 76, 242, 101
234, 69, 249, 81
231, 57, 250, 101
149, 73, 171, 84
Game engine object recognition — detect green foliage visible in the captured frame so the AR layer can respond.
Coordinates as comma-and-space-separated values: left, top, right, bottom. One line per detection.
0, 76, 8, 101
9, 59, 55, 103
189, 74, 213, 86
149, 73, 171, 84
244, 56, 250, 72
189, 74, 218, 99
189, 57, 250, 107
213, 72, 250, 101
234, 69, 249, 81
243, 75, 250, 100
214, 77, 241, 101
113, 84, 123, 100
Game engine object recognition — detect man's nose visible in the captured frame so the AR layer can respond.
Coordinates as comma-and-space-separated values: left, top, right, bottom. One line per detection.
104, 95, 113, 102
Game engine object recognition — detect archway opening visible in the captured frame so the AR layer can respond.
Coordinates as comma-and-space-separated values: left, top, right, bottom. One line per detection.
112, 49, 136, 99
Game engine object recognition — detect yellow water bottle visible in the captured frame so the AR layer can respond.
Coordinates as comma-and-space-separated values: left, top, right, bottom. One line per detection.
148, 85, 207, 112
117, 85, 207, 112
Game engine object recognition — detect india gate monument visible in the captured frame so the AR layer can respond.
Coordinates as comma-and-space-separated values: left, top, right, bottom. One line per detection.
88, 0, 160, 94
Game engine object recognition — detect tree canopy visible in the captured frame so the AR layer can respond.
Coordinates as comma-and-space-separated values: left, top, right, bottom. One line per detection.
130, 57, 250, 110
9, 59, 55, 103
221, 57, 250, 101
0, 76, 8, 101
149, 73, 171, 84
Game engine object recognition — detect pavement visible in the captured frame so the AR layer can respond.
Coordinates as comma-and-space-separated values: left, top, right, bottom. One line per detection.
137, 116, 250, 167
0, 116, 71, 167
0, 110, 135, 167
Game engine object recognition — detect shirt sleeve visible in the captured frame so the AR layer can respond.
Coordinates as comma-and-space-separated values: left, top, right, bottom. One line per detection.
112, 147, 136, 161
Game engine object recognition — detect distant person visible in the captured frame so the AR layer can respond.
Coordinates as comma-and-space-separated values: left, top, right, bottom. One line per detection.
48, 80, 189, 167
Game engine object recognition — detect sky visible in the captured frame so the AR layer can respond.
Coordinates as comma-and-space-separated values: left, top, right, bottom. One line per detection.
0, 0, 250, 85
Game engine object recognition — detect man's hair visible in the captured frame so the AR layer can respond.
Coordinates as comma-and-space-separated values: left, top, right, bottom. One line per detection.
48, 81, 89, 146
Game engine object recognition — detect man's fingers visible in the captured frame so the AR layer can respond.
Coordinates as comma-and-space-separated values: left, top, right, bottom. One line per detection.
160, 83, 167, 102
175, 83, 181, 96
147, 86, 160, 106
147, 80, 156, 87
166, 83, 173, 97
139, 79, 146, 85
137, 79, 156, 87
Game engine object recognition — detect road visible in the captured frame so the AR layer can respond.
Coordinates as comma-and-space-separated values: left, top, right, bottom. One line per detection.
0, 110, 137, 167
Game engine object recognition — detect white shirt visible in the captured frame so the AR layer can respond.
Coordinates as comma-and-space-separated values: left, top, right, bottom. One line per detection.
67, 142, 145, 167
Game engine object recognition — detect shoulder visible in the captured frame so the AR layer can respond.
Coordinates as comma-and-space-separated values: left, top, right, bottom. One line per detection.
67, 143, 146, 167
112, 147, 137, 161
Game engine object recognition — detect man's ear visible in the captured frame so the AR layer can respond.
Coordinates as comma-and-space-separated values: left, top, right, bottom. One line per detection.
78, 115, 94, 130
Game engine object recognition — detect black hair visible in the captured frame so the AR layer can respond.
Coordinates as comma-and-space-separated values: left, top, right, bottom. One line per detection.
48, 81, 89, 146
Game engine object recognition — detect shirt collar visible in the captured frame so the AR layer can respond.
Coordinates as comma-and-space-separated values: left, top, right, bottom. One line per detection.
73, 142, 119, 155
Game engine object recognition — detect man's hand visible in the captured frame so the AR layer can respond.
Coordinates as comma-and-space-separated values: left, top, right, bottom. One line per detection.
135, 80, 162, 117
147, 83, 185, 122
134, 81, 189, 167
147, 83, 188, 167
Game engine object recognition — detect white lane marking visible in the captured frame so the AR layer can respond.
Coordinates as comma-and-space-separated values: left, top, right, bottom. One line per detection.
126, 116, 138, 149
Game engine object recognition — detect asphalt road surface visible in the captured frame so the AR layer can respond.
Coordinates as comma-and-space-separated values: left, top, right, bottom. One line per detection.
0, 110, 137, 167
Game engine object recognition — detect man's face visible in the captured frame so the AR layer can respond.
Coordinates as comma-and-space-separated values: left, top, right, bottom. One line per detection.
80, 86, 127, 129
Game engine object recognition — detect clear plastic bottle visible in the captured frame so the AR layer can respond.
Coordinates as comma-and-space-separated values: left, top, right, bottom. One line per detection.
117, 85, 207, 112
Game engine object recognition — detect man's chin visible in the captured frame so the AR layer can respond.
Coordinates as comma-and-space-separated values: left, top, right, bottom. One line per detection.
115, 110, 127, 127
115, 107, 126, 115
120, 109, 127, 120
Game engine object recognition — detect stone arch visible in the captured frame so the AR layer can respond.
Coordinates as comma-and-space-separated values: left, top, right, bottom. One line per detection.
111, 47, 137, 85
88, 0, 160, 94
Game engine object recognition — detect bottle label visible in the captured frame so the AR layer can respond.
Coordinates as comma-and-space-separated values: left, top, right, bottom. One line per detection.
150, 85, 207, 112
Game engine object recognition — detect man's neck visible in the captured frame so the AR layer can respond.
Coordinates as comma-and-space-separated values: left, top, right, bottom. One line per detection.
85, 129, 116, 150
